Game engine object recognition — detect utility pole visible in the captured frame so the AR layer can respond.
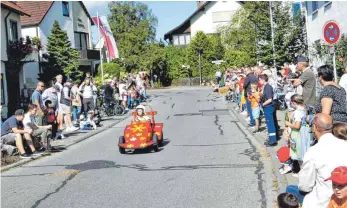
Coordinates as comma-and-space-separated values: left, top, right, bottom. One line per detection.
269, 2, 277, 73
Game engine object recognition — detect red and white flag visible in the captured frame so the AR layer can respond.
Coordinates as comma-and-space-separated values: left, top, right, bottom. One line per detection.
92, 16, 119, 59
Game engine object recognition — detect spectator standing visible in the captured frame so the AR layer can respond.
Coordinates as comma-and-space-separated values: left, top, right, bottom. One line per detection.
293, 56, 316, 108
244, 68, 259, 127
215, 70, 222, 84
339, 63, 347, 101
259, 74, 278, 147
79, 78, 97, 114
249, 84, 261, 133
325, 166, 347, 208
61, 78, 78, 132
315, 65, 347, 123
42, 84, 59, 109
104, 79, 114, 104
21, 84, 31, 108
298, 114, 347, 208
23, 104, 53, 151
71, 81, 82, 125
283, 94, 310, 175
55, 74, 65, 139
1, 109, 41, 158
31, 81, 45, 126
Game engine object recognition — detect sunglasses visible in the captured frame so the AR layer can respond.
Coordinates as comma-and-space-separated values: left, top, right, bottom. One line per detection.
333, 183, 347, 189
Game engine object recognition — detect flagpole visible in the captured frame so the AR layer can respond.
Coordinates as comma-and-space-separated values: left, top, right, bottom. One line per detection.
97, 11, 104, 84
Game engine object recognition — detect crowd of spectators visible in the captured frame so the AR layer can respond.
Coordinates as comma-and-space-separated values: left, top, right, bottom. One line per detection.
218, 56, 347, 208
1, 72, 149, 159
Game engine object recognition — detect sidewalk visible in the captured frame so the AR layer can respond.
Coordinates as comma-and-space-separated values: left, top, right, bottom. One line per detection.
1, 114, 129, 172
227, 102, 298, 193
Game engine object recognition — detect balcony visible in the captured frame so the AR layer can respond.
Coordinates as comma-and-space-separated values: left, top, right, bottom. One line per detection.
76, 48, 100, 60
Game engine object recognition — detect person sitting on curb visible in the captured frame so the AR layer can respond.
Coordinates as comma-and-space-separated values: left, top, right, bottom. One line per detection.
277, 192, 300, 208
23, 104, 57, 152
298, 113, 347, 208
79, 111, 97, 130
135, 105, 150, 122
325, 166, 347, 208
1, 109, 42, 158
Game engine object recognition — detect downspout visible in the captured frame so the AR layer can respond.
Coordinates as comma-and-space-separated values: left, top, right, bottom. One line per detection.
4, 11, 12, 51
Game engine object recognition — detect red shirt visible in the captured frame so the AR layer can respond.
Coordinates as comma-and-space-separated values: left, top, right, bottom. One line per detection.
239, 78, 245, 91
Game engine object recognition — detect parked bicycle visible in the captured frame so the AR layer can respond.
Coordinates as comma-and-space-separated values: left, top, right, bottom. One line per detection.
98, 96, 125, 117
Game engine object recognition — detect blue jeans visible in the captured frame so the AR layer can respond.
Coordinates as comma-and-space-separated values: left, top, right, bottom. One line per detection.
246, 100, 255, 126
72, 106, 81, 121
263, 104, 277, 144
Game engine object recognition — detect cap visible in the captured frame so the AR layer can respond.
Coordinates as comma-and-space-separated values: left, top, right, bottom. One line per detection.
277, 146, 290, 163
87, 110, 94, 115
66, 78, 73, 83
296, 56, 309, 63
14, 109, 25, 116
324, 166, 347, 184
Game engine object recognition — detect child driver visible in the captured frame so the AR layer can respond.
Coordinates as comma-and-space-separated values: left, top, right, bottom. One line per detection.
135, 105, 150, 122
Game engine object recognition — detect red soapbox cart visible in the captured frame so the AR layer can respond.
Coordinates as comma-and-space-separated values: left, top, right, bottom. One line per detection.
118, 105, 164, 154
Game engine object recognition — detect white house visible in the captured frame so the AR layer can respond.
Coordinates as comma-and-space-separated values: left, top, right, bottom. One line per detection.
16, 1, 100, 90
303, 1, 347, 67
1, 2, 30, 119
164, 1, 244, 47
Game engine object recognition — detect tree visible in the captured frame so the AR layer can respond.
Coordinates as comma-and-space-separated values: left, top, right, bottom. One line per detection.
39, 21, 80, 82
164, 46, 188, 80
94, 62, 123, 86
108, 2, 158, 72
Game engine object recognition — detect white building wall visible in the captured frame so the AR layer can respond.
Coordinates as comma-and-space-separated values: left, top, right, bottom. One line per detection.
1, 7, 22, 118
190, 1, 242, 37
39, 1, 75, 53
305, 1, 347, 67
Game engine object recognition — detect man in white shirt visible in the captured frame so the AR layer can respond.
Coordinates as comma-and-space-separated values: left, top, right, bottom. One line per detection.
339, 64, 347, 100
298, 113, 347, 208
215, 70, 222, 84
23, 104, 53, 151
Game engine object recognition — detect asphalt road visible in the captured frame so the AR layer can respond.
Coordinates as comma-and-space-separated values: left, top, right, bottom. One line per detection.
1, 87, 270, 208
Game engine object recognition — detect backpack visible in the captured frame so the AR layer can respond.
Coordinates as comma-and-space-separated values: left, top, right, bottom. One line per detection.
46, 108, 55, 123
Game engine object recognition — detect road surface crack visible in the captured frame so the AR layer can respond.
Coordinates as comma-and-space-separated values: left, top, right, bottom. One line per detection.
234, 122, 266, 208
214, 115, 224, 136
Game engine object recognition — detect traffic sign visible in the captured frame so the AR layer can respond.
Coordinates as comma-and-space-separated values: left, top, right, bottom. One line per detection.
212, 60, 225, 65
323, 21, 341, 45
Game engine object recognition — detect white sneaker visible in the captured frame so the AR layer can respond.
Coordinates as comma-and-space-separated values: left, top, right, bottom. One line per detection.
234, 107, 239, 110
69, 126, 79, 132
280, 166, 292, 175
64, 126, 72, 133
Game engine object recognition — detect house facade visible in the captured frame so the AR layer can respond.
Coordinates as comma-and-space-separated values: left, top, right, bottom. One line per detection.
164, 1, 243, 47
16, 1, 100, 90
303, 1, 347, 67
1, 2, 30, 119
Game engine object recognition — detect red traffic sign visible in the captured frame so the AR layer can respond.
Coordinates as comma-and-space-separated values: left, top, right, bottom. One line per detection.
323, 21, 341, 45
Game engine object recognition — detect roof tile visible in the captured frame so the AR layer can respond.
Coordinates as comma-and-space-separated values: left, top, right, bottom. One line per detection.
1, 1, 30, 16
16, 1, 53, 26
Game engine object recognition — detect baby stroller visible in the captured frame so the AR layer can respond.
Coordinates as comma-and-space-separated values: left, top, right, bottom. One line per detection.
275, 87, 286, 111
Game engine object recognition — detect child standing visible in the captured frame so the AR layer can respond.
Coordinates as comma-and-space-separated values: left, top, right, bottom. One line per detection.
249, 84, 260, 133
283, 94, 309, 176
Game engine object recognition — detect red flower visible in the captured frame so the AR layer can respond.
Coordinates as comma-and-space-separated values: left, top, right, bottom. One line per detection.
338, 58, 344, 62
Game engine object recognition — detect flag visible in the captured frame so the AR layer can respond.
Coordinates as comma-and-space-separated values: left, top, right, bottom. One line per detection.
92, 16, 119, 59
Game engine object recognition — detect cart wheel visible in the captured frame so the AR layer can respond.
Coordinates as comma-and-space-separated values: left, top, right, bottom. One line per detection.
152, 134, 159, 152
159, 131, 164, 146
119, 136, 126, 154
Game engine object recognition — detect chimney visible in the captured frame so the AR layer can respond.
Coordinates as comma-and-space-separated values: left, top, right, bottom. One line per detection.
197, 1, 204, 9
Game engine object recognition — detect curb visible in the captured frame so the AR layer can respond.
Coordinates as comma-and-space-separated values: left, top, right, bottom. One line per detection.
1, 115, 130, 173
227, 104, 283, 208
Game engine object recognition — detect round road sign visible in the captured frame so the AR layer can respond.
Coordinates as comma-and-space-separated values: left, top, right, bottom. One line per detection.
323, 21, 341, 45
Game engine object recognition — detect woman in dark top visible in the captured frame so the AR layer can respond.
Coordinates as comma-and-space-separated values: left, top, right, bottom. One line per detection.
315, 65, 347, 123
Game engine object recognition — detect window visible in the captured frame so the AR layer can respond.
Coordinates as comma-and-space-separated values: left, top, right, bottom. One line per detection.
74, 32, 89, 49
185, 35, 191, 44
212, 11, 234, 23
173, 36, 179, 45
179, 35, 185, 45
312, 1, 318, 12
62, 1, 69, 17
9, 20, 18, 41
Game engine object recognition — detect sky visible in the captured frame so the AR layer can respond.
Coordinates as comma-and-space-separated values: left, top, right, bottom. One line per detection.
83, 1, 198, 43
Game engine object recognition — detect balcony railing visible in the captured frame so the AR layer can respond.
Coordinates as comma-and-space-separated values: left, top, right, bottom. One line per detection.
76, 48, 100, 60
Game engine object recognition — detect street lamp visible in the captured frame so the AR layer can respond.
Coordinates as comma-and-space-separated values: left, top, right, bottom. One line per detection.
197, 48, 203, 85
